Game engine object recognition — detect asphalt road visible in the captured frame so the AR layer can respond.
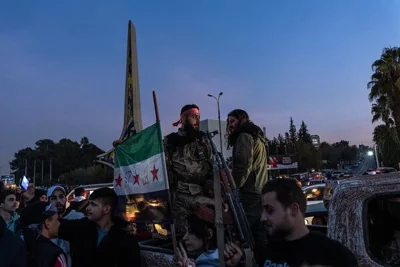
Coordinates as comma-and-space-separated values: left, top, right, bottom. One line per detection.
354, 156, 377, 176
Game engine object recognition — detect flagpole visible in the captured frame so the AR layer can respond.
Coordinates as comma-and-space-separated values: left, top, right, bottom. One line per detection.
152, 91, 160, 122
152, 90, 178, 257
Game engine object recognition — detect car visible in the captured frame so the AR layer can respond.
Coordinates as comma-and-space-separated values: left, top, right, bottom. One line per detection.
302, 183, 325, 204
319, 173, 400, 266
66, 183, 113, 208
377, 167, 397, 174
290, 173, 308, 182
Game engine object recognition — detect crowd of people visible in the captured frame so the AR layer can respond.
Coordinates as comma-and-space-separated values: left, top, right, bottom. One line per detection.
0, 184, 141, 267
1, 104, 359, 267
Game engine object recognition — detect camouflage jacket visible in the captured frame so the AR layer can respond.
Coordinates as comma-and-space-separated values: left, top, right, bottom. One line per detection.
232, 132, 268, 194
164, 130, 213, 196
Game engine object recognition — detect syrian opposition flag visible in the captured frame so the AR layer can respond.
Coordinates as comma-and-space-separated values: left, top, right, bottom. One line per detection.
114, 122, 171, 224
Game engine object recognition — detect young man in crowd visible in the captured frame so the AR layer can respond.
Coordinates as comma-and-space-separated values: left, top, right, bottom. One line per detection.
21, 202, 67, 267
70, 187, 85, 203
226, 109, 268, 262
58, 187, 141, 267
0, 189, 20, 233
224, 178, 358, 266
47, 185, 85, 267
47, 185, 85, 220
0, 216, 26, 267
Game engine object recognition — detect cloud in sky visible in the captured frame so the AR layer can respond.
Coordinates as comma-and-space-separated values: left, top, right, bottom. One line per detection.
1, 0, 400, 173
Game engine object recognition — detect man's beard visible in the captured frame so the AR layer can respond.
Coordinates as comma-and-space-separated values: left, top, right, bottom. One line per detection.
56, 203, 66, 215
183, 122, 200, 141
263, 218, 293, 241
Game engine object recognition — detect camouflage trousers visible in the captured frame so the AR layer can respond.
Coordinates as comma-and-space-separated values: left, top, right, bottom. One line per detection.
172, 192, 214, 236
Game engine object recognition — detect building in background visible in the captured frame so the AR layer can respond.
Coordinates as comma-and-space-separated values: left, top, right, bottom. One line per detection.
199, 119, 232, 159
311, 135, 320, 148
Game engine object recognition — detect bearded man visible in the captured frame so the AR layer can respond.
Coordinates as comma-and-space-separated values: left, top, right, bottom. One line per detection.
226, 109, 268, 263
164, 104, 214, 235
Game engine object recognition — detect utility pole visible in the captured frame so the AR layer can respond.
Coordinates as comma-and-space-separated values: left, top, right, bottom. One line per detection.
49, 158, 52, 185
33, 160, 36, 184
374, 145, 380, 168
41, 160, 44, 185
24, 160, 27, 177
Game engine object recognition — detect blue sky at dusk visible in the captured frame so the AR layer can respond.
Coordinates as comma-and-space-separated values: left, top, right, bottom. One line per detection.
1, 0, 400, 173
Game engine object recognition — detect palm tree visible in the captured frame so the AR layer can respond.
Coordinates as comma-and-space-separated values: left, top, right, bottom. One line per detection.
373, 124, 400, 167
368, 47, 400, 137
371, 96, 394, 126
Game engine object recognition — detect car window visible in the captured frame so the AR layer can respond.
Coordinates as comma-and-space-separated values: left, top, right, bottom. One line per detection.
365, 194, 400, 266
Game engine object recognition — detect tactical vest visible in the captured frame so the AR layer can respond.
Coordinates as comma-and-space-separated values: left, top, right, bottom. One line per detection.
165, 131, 213, 189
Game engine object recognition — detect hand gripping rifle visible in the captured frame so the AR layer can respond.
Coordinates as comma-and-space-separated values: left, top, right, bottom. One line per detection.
206, 131, 254, 266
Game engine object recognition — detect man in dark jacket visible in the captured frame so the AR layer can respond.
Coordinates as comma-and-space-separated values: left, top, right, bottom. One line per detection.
226, 109, 268, 263
20, 201, 67, 267
0, 216, 26, 267
58, 187, 141, 267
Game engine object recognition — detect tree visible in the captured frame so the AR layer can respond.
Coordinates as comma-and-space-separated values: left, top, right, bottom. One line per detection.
298, 121, 312, 144
10, 137, 105, 185
277, 134, 286, 155
368, 47, 400, 167
267, 118, 359, 171
373, 124, 400, 167
371, 96, 394, 126
368, 47, 400, 138
295, 140, 321, 171
58, 165, 112, 186
289, 117, 297, 144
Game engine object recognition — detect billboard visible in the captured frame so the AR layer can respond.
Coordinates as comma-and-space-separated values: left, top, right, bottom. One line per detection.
268, 155, 298, 170
1, 174, 15, 185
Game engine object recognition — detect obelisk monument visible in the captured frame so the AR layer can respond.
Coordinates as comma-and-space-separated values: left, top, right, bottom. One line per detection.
96, 20, 143, 169
121, 20, 143, 136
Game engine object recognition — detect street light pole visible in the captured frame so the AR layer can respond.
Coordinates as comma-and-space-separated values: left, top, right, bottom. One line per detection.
207, 92, 224, 156
374, 145, 380, 168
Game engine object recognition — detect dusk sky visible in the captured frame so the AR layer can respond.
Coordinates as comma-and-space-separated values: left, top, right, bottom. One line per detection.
1, 0, 399, 173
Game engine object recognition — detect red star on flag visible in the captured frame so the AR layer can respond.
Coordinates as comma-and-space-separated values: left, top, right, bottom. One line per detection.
115, 175, 122, 187
133, 173, 140, 185
151, 165, 159, 181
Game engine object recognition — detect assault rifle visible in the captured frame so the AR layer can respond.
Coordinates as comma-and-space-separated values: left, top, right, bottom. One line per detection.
206, 130, 254, 266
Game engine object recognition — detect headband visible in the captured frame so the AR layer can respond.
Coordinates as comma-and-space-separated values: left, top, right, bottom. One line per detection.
172, 108, 200, 127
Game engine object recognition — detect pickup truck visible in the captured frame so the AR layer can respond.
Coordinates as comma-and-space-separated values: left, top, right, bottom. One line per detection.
140, 174, 400, 266
311, 174, 400, 266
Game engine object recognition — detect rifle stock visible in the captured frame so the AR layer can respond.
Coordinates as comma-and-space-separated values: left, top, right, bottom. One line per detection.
206, 131, 255, 251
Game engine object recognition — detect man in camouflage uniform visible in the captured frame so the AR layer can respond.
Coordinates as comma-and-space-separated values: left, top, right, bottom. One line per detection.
226, 109, 268, 263
164, 104, 214, 235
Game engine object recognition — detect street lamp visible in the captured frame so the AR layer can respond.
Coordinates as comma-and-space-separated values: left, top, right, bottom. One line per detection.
207, 92, 224, 156
367, 148, 380, 169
